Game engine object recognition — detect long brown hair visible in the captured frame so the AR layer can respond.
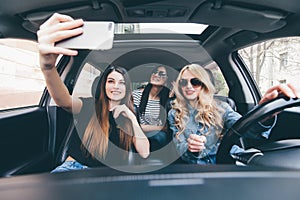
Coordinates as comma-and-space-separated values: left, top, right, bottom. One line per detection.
82, 65, 134, 159
172, 64, 224, 139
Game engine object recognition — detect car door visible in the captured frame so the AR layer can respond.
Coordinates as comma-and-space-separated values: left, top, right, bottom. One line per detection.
238, 36, 300, 141
0, 39, 72, 176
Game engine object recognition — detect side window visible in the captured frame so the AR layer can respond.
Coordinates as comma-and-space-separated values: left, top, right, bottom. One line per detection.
72, 63, 101, 98
238, 37, 300, 94
204, 61, 229, 96
0, 39, 45, 110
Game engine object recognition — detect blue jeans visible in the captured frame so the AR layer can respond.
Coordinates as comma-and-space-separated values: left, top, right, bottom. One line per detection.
51, 161, 88, 173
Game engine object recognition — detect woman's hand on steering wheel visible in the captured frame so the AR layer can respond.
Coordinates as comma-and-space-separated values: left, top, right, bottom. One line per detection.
259, 83, 300, 104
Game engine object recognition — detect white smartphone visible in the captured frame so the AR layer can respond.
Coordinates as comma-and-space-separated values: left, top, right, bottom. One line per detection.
56, 21, 115, 50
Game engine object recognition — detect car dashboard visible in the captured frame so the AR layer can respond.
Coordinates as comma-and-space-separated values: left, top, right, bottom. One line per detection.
0, 164, 299, 200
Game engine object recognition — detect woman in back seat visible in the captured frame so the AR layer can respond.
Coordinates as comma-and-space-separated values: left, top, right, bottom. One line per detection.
133, 65, 171, 152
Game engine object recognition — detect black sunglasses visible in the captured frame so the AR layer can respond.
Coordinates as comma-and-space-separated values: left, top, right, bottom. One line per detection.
152, 70, 167, 78
179, 78, 204, 88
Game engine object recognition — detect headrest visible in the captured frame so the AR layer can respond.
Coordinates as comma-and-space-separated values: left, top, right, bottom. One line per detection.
91, 76, 101, 99
214, 95, 236, 111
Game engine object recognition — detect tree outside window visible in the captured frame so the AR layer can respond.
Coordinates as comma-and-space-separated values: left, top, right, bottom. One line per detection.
239, 37, 300, 94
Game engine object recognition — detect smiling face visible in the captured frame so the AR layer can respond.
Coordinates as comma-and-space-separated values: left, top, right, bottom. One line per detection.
179, 69, 203, 104
105, 70, 126, 103
150, 66, 168, 86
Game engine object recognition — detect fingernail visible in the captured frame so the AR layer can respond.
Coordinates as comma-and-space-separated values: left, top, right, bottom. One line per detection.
290, 92, 296, 98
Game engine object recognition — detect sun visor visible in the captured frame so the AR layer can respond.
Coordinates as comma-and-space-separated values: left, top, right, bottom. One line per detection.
22, 3, 121, 33
189, 2, 288, 33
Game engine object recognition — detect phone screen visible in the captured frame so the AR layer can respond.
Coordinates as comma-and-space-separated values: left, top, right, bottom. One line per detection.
56, 21, 115, 50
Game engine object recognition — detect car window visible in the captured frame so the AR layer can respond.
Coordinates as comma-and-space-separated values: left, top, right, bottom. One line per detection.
204, 61, 229, 96
115, 23, 207, 35
72, 62, 101, 98
238, 37, 300, 95
0, 39, 45, 110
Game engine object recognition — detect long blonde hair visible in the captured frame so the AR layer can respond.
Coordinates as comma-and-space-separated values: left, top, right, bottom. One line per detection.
82, 66, 134, 159
172, 64, 224, 139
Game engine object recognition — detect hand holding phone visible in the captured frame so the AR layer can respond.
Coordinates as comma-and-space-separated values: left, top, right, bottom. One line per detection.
55, 21, 114, 50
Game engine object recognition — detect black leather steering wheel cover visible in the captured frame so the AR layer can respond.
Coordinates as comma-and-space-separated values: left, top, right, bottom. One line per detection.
216, 96, 300, 164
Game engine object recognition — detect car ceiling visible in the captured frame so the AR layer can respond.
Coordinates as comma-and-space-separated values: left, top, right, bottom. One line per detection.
1, 0, 300, 55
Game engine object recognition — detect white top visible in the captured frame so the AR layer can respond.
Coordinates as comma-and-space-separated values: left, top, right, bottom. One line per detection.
132, 90, 163, 126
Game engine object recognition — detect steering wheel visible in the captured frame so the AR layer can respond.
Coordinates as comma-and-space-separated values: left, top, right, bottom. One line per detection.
216, 96, 300, 164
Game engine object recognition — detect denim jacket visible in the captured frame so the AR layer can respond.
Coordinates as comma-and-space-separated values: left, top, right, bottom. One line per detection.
168, 102, 276, 164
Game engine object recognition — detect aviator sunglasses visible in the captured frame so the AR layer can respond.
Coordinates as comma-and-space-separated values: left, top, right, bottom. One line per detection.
179, 78, 204, 88
152, 70, 167, 78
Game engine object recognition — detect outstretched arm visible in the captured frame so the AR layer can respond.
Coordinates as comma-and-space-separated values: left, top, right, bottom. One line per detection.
37, 13, 84, 113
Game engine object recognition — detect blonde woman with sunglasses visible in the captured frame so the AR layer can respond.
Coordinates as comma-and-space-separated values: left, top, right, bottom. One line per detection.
168, 64, 300, 164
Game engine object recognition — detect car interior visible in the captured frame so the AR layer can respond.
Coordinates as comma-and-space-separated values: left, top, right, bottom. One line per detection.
1, 0, 300, 199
